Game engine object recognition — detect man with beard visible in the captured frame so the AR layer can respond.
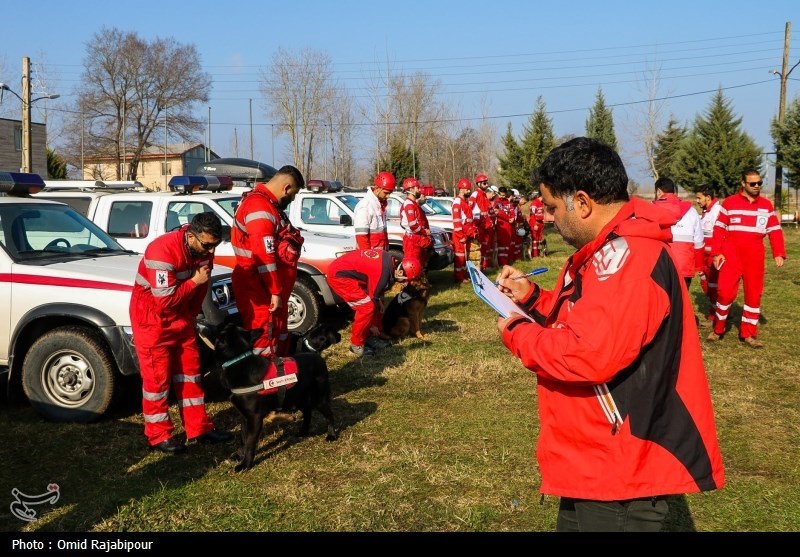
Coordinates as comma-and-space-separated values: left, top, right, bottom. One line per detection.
130, 212, 233, 453
231, 165, 305, 358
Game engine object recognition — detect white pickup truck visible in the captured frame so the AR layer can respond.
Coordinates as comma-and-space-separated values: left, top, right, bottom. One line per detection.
0, 172, 238, 422
35, 177, 356, 333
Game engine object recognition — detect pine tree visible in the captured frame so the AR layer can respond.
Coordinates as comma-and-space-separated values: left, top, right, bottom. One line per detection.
497, 122, 528, 190
585, 88, 617, 151
379, 138, 417, 184
771, 95, 800, 202
653, 117, 688, 182
520, 96, 557, 180
673, 89, 762, 196
47, 148, 68, 179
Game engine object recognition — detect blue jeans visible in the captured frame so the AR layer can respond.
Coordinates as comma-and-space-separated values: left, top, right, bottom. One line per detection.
556, 497, 669, 532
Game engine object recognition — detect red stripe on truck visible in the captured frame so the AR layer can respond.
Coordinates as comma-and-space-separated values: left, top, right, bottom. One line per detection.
0, 273, 133, 292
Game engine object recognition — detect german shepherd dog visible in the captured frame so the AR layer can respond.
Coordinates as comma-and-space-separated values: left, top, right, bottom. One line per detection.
287, 323, 342, 356
209, 322, 338, 471
382, 274, 431, 339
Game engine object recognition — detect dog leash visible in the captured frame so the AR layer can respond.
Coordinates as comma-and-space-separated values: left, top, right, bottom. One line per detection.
221, 349, 256, 370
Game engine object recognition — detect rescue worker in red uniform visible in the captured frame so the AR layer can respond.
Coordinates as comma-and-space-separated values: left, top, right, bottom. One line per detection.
130, 212, 233, 453
495, 138, 724, 532
400, 177, 432, 267
486, 186, 499, 267
528, 191, 545, 257
493, 186, 515, 267
707, 169, 786, 348
231, 165, 305, 358
354, 171, 393, 250
509, 192, 525, 263
653, 177, 705, 289
328, 250, 422, 357
696, 185, 722, 321
451, 178, 475, 284
469, 174, 494, 271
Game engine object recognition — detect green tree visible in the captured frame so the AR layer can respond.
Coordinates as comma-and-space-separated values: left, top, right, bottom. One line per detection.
497, 122, 527, 189
585, 87, 617, 151
653, 117, 688, 182
378, 137, 416, 184
46, 148, 67, 179
771, 95, 800, 207
673, 89, 762, 196
520, 96, 557, 178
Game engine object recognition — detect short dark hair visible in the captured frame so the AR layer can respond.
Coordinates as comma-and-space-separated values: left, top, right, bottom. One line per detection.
741, 168, 760, 181
655, 177, 676, 194
498, 186, 509, 195
531, 137, 629, 204
189, 212, 222, 239
276, 165, 305, 189
696, 184, 715, 197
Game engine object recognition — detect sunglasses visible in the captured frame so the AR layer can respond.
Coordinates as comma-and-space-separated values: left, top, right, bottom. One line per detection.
192, 234, 221, 250
477, 181, 488, 186
745, 180, 763, 187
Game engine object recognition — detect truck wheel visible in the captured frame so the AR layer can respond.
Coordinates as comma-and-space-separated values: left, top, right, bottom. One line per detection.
22, 327, 116, 423
389, 248, 404, 265
287, 280, 320, 334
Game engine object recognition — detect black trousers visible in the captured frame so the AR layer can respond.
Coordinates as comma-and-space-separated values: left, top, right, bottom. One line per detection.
556, 496, 669, 532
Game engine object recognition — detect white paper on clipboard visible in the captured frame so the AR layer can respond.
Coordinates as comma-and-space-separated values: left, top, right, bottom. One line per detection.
466, 261, 532, 320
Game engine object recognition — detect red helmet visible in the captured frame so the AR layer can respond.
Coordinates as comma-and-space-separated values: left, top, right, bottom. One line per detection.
373, 171, 396, 192
475, 173, 488, 184
401, 258, 423, 281
456, 178, 472, 190
402, 177, 421, 191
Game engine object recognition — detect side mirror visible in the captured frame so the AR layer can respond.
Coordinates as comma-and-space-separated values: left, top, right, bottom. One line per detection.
339, 214, 352, 226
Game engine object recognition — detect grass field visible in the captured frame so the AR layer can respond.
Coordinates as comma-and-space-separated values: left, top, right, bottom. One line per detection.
1, 227, 798, 533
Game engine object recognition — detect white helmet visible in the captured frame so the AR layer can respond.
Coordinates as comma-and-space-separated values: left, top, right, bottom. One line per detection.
511, 188, 520, 197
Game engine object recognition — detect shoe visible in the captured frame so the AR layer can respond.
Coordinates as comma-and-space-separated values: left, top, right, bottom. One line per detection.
706, 331, 721, 342
196, 429, 234, 444
741, 337, 763, 349
365, 336, 391, 350
150, 437, 186, 454
349, 344, 375, 357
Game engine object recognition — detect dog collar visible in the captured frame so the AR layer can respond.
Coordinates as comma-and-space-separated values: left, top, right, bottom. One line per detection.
221, 349, 256, 370
302, 337, 317, 353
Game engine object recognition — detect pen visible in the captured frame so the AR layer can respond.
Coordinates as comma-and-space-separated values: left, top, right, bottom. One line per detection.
495, 267, 548, 285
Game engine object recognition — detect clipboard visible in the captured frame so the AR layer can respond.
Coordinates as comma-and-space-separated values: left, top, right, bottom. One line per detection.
466, 261, 532, 320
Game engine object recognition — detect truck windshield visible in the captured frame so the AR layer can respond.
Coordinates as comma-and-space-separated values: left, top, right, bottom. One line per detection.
0, 203, 130, 262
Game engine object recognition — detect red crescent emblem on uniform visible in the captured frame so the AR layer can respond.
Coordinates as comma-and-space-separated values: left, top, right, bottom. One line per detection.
364, 249, 380, 259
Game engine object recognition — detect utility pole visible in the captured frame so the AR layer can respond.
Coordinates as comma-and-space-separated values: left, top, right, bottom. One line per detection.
249, 98, 254, 160
774, 21, 791, 213
21, 57, 31, 173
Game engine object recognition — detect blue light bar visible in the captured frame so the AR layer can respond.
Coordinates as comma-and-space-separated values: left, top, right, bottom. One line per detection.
0, 172, 46, 195
168, 175, 233, 193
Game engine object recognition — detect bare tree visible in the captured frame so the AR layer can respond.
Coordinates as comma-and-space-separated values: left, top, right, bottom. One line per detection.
325, 86, 357, 184
262, 48, 336, 178
623, 62, 670, 182
60, 27, 210, 181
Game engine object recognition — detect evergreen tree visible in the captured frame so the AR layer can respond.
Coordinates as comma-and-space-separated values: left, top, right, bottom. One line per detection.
771, 95, 800, 201
497, 122, 528, 189
653, 117, 688, 182
520, 96, 557, 180
673, 89, 762, 196
585, 88, 618, 151
378, 137, 417, 184
47, 148, 68, 179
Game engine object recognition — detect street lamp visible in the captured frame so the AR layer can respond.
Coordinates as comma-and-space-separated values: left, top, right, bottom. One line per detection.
769, 21, 799, 213
160, 105, 168, 190
0, 82, 60, 173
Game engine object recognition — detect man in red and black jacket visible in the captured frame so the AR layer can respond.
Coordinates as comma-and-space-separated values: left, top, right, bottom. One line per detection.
231, 165, 304, 358
495, 138, 724, 532
706, 169, 786, 348
130, 212, 233, 454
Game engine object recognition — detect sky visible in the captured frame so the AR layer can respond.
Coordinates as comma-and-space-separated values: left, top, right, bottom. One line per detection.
1, 0, 798, 188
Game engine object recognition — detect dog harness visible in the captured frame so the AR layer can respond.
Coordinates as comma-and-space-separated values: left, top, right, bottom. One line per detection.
228, 357, 299, 398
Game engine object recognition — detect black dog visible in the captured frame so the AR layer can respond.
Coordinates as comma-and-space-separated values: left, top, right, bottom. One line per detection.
211, 322, 338, 471
287, 323, 342, 355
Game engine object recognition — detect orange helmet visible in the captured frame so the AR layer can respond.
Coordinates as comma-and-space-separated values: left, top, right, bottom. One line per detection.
373, 171, 396, 191
475, 173, 488, 184
456, 178, 472, 190
401, 258, 423, 281
402, 177, 421, 191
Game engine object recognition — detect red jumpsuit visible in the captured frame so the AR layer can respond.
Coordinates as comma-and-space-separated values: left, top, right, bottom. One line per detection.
400, 196, 432, 266
699, 198, 722, 319
451, 194, 475, 282
528, 198, 545, 257
653, 193, 705, 285
510, 203, 525, 263
327, 249, 396, 348
493, 197, 514, 267
232, 184, 303, 357
501, 198, 724, 500
710, 190, 786, 340
469, 188, 494, 270
130, 225, 214, 446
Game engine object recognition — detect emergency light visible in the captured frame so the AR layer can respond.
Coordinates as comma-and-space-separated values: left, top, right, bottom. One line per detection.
168, 175, 234, 194
0, 172, 45, 196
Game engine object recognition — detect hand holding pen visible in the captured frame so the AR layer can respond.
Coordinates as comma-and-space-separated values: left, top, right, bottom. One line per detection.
494, 267, 548, 286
